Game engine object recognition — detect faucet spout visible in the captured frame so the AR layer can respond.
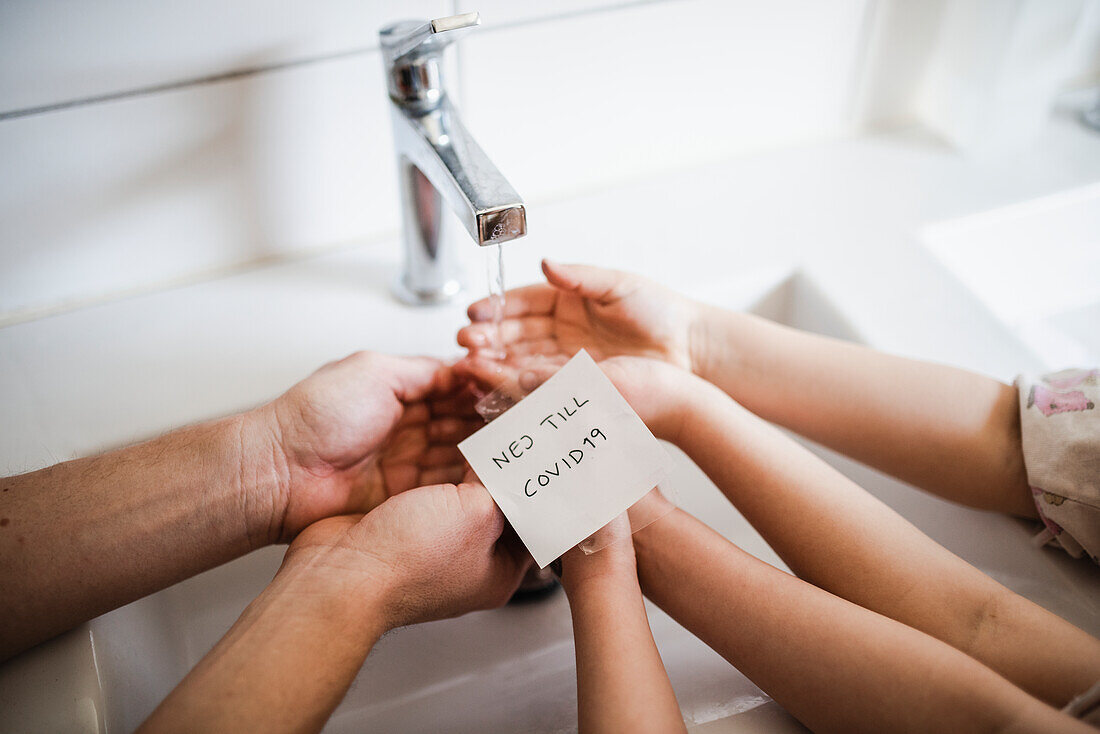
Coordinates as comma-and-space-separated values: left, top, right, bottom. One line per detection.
381, 13, 526, 305
391, 96, 526, 248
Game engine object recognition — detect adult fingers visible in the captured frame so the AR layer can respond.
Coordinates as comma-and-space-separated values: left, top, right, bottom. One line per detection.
380, 426, 428, 464
428, 390, 480, 418
427, 416, 483, 442
419, 444, 465, 467
395, 402, 430, 428
365, 353, 450, 403
450, 482, 505, 546
420, 465, 468, 486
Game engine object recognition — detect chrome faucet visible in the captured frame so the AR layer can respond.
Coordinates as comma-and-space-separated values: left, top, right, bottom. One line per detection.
380, 12, 526, 305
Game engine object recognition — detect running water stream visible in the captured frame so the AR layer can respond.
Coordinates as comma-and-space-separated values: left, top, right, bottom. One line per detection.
481, 242, 560, 597
473, 243, 511, 419
485, 243, 506, 361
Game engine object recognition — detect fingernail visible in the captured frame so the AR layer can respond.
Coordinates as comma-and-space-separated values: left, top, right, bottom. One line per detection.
519, 371, 540, 391
472, 333, 488, 346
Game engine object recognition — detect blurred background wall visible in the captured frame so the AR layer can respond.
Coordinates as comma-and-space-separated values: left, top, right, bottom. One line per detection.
1, 0, 1097, 325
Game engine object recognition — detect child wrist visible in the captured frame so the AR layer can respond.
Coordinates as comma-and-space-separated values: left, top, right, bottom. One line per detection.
687, 302, 719, 379
561, 564, 639, 598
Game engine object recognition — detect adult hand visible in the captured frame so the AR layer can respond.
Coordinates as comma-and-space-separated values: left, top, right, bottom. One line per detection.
250, 351, 482, 543
283, 479, 528, 628
137, 479, 527, 734
457, 260, 701, 370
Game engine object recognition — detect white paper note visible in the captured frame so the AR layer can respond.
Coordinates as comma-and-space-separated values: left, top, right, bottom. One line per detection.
459, 350, 669, 568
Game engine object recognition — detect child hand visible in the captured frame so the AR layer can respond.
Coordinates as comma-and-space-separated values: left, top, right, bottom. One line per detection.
454, 354, 705, 442
457, 260, 701, 370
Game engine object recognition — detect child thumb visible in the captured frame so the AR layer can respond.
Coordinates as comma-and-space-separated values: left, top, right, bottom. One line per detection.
541, 259, 630, 304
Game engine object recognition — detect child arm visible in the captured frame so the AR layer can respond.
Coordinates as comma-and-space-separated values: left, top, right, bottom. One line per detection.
598, 357, 1100, 708
632, 506, 1092, 734
693, 308, 1034, 517
559, 516, 686, 734
460, 261, 1032, 517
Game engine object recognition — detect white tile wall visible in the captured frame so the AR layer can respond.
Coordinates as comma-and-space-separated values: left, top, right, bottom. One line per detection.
0, 51, 400, 320
457, 0, 872, 203
857, 0, 1100, 137
854, 0, 948, 129
913, 0, 1100, 153
0, 1, 445, 115
1, 0, 885, 325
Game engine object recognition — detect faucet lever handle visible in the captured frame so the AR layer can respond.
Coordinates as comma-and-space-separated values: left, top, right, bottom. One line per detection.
381, 12, 481, 62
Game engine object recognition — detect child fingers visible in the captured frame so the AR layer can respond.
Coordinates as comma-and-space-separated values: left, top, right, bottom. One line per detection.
518, 362, 561, 392
458, 317, 555, 349
456, 323, 494, 349
454, 356, 524, 390
467, 284, 556, 321
505, 339, 563, 358
498, 317, 554, 344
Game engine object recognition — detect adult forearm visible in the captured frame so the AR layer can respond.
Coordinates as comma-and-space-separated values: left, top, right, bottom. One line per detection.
0, 410, 282, 660
632, 509, 1088, 734
667, 385, 1100, 706
565, 576, 685, 734
691, 307, 1032, 516
138, 554, 386, 734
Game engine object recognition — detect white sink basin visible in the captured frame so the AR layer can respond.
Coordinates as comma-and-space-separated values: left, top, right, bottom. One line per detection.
923, 183, 1100, 369
3, 268, 1098, 734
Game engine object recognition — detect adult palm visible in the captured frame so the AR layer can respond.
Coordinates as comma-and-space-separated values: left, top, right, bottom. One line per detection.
262, 352, 480, 541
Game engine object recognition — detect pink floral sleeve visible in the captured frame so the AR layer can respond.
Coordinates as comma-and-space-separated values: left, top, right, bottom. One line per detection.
1016, 369, 1100, 564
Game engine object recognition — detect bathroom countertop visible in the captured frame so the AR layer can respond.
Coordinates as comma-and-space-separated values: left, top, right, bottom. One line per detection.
2, 113, 1099, 732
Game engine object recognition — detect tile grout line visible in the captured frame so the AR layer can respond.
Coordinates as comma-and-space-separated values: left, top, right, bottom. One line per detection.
0, 0, 682, 121
0, 43, 382, 121
845, 0, 887, 133
473, 0, 688, 36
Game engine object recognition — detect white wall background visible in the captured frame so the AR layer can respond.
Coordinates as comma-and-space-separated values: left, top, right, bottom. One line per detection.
1, 0, 1098, 325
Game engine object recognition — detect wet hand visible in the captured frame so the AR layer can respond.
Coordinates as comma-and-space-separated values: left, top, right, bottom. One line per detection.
250, 352, 483, 542
457, 260, 701, 370
455, 354, 699, 443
